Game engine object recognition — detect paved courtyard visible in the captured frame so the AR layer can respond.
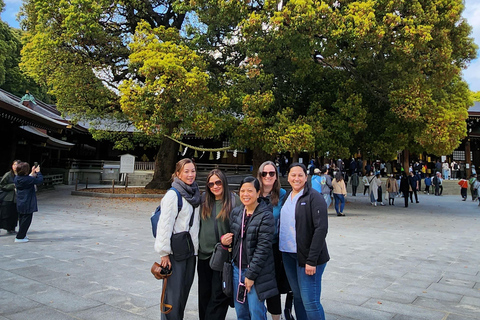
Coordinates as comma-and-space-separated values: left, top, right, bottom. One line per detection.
1, 185, 479, 320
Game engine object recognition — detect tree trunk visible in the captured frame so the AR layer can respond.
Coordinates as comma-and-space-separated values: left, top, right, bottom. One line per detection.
403, 149, 410, 174
252, 147, 271, 177
145, 134, 178, 189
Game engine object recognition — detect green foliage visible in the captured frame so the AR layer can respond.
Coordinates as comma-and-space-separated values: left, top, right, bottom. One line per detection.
19, 0, 478, 165
0, 18, 51, 101
473, 91, 480, 102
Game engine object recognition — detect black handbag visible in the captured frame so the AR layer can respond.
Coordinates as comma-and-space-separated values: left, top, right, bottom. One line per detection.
209, 205, 231, 271
222, 261, 233, 297
210, 242, 230, 271
170, 208, 195, 261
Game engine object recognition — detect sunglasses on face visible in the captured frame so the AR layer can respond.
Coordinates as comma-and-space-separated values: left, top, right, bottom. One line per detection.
261, 171, 276, 177
207, 180, 223, 188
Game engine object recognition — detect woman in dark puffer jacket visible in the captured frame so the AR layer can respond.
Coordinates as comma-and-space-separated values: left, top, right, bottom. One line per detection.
224, 176, 278, 320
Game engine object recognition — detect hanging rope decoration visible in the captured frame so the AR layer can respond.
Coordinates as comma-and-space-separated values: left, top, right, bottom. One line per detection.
165, 134, 237, 158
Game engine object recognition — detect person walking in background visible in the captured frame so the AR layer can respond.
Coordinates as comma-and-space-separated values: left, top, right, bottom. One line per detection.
332, 172, 347, 216
408, 171, 419, 203
350, 172, 359, 196
14, 162, 43, 242
0, 160, 21, 235
415, 171, 422, 193
458, 178, 469, 201
433, 172, 443, 196
362, 172, 370, 196
400, 173, 410, 207
228, 176, 278, 320
368, 172, 379, 206
257, 161, 294, 320
386, 174, 399, 205
468, 174, 478, 201
424, 174, 432, 194
451, 161, 458, 179
154, 158, 201, 320
375, 173, 386, 206
280, 163, 329, 320
313, 167, 333, 208
197, 169, 240, 320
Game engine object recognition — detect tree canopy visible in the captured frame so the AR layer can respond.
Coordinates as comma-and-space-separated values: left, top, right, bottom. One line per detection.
0, 4, 52, 101
18, 0, 478, 186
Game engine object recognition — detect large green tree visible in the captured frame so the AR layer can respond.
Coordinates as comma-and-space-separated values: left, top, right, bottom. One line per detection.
19, 0, 477, 188
0, 2, 52, 101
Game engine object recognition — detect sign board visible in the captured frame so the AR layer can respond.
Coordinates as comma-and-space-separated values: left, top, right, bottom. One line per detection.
120, 154, 135, 173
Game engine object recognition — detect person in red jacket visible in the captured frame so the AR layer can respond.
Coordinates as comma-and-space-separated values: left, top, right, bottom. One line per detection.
458, 178, 469, 201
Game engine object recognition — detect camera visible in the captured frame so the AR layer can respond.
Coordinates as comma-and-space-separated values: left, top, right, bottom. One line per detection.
160, 265, 172, 276
33, 162, 38, 167
236, 283, 246, 303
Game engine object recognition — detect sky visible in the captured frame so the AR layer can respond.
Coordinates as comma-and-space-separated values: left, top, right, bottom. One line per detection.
1, 0, 479, 92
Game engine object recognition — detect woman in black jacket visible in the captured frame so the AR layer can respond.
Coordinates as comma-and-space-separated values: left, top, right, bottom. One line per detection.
14, 162, 43, 243
399, 172, 410, 207
224, 176, 278, 320
0, 159, 21, 234
279, 163, 329, 320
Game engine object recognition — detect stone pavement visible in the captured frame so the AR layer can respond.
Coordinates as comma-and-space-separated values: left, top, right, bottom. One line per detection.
1, 186, 480, 320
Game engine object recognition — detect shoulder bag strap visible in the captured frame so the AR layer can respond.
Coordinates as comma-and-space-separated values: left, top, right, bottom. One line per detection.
213, 203, 220, 242
239, 207, 246, 285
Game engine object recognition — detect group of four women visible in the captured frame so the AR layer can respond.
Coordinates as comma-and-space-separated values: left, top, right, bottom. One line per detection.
154, 158, 330, 320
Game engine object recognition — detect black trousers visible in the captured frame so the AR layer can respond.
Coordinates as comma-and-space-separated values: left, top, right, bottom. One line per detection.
352, 185, 358, 196
162, 255, 196, 320
409, 190, 418, 203
403, 191, 409, 207
0, 201, 18, 231
197, 258, 230, 320
363, 186, 369, 195
377, 187, 383, 202
16, 213, 33, 239
461, 188, 467, 199
435, 185, 443, 195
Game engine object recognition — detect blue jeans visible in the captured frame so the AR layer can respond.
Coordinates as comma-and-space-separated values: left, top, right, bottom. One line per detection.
282, 253, 326, 320
370, 191, 376, 203
233, 264, 267, 320
333, 193, 345, 214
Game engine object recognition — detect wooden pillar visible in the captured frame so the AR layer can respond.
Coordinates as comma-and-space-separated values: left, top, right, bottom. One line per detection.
466, 140, 472, 177
403, 149, 410, 173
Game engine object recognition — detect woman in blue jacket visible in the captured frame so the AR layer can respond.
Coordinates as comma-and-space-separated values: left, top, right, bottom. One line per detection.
14, 162, 43, 243
280, 163, 329, 320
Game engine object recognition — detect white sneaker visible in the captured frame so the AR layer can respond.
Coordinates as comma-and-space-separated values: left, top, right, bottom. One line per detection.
14, 238, 29, 243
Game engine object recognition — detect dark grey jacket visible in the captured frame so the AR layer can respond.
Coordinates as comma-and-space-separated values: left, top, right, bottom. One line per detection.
283, 184, 330, 267
230, 199, 278, 301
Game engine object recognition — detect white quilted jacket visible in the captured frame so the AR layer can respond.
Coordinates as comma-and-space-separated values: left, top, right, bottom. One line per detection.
154, 189, 200, 257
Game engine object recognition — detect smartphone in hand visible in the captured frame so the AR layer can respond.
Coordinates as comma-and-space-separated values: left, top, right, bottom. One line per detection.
236, 283, 246, 304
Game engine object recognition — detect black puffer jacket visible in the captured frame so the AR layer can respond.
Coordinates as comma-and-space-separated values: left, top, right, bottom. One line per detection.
230, 199, 278, 301
283, 183, 330, 267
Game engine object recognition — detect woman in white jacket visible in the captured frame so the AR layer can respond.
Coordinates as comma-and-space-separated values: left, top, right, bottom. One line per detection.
154, 158, 202, 320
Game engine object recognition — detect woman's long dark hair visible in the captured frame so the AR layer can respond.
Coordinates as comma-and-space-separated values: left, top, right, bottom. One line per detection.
257, 161, 281, 206
202, 169, 232, 221
10, 159, 21, 175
